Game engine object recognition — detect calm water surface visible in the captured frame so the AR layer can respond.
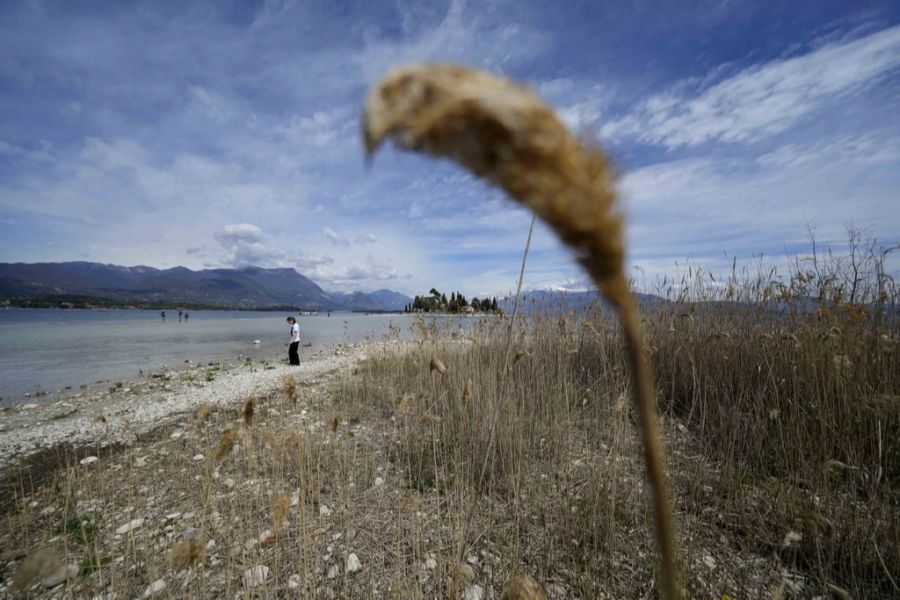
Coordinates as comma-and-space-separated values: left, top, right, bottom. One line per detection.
0, 309, 447, 403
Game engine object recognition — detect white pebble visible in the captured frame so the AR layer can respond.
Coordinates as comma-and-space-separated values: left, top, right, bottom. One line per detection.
242, 565, 269, 588
80, 456, 99, 465
143, 579, 166, 597
464, 585, 485, 600
346, 553, 361, 573
116, 518, 144, 535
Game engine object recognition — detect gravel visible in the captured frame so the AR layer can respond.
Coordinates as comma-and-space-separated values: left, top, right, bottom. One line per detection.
0, 342, 394, 472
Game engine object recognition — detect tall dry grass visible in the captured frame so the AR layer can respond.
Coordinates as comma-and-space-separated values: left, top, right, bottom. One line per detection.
335, 240, 898, 597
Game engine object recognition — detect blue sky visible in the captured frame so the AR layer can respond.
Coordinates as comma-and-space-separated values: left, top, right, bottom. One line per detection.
1, 0, 899, 295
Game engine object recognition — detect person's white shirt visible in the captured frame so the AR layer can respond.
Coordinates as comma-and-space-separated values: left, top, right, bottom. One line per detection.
290, 322, 300, 343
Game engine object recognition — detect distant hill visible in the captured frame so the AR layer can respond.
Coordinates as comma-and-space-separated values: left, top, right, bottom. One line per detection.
0, 262, 410, 311
499, 288, 667, 314
328, 289, 412, 312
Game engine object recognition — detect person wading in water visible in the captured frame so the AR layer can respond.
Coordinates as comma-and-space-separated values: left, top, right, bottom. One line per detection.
286, 316, 300, 366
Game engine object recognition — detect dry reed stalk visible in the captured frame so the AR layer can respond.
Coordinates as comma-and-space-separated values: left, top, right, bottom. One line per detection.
243, 397, 255, 425
364, 63, 681, 599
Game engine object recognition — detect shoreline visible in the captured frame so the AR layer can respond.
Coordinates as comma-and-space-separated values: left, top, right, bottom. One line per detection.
0, 339, 405, 474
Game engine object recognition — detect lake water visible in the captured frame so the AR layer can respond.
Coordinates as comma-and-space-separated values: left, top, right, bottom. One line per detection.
0, 309, 450, 404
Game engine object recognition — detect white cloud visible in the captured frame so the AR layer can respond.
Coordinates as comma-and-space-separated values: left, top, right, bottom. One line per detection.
354, 232, 378, 244
216, 223, 264, 244
602, 25, 900, 147
322, 226, 351, 247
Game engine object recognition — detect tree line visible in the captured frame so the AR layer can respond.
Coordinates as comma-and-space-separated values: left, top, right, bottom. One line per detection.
403, 288, 500, 314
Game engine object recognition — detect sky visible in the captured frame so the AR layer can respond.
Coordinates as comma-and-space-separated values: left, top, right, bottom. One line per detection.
1, 0, 899, 296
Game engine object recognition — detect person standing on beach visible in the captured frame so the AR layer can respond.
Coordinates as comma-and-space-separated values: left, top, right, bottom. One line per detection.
287, 316, 300, 366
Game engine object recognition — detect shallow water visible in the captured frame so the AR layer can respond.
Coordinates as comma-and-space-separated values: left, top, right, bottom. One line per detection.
0, 309, 449, 403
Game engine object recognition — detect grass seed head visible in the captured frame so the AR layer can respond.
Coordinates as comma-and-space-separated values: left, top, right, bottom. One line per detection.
363, 63, 626, 305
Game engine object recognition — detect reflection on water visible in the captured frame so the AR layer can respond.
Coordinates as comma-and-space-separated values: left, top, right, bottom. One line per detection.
0, 309, 471, 403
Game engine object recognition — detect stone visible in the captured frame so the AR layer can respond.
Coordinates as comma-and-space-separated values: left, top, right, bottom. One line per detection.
143, 579, 166, 597
80, 456, 99, 465
374, 477, 385, 487
243, 565, 269, 588
116, 518, 144, 535
464, 584, 484, 600
192, 454, 204, 461
288, 574, 301, 589
319, 504, 333, 517
42, 564, 78, 588
223, 478, 235, 489
346, 553, 361, 573
327, 564, 340, 579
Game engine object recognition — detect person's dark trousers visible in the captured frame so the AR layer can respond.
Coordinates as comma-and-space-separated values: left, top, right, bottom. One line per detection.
289, 342, 300, 365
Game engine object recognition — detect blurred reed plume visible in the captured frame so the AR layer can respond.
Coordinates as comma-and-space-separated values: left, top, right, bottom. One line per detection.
215, 428, 238, 461
364, 63, 681, 598
196, 403, 211, 420
272, 493, 292, 532
168, 539, 206, 570
11, 548, 62, 591
501, 574, 548, 600
282, 374, 299, 404
243, 397, 255, 426
430, 356, 448, 375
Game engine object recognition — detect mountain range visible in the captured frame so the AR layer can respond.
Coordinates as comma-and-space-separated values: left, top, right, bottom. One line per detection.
499, 288, 668, 314
0, 262, 411, 311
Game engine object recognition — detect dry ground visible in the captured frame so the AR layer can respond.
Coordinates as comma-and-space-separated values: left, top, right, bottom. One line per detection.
1, 339, 804, 600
